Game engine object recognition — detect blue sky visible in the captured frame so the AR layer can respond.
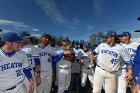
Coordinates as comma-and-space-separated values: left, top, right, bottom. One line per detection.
0, 0, 140, 40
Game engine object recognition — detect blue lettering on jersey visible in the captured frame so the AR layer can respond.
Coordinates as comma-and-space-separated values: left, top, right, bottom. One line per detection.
26, 54, 33, 64
101, 50, 118, 58
127, 48, 136, 53
26, 54, 32, 58
0, 62, 23, 71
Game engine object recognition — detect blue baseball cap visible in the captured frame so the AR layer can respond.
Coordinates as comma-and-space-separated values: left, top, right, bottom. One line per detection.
1, 32, 23, 42
51, 36, 55, 41
103, 31, 117, 38
83, 42, 90, 47
73, 40, 79, 44
119, 32, 131, 37
80, 40, 84, 44
61, 37, 69, 41
42, 32, 50, 37
19, 31, 30, 38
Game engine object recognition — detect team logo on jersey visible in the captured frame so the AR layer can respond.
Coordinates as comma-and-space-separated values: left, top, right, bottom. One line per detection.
0, 62, 23, 71
101, 50, 118, 58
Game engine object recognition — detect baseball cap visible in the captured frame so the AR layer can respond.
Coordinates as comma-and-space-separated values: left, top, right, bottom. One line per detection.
103, 31, 117, 38
1, 32, 23, 42
73, 40, 79, 44
83, 42, 90, 47
119, 32, 131, 37
80, 40, 84, 44
42, 32, 50, 37
19, 31, 30, 38
61, 37, 69, 41
51, 36, 55, 41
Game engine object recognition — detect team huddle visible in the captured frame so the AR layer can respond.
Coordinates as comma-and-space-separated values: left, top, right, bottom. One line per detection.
0, 30, 140, 93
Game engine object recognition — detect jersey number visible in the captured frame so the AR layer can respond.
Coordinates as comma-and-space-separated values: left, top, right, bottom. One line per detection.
111, 58, 118, 64
16, 69, 23, 77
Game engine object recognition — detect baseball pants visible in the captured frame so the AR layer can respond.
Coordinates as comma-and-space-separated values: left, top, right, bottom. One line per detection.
57, 67, 71, 93
115, 68, 127, 93
81, 67, 94, 93
93, 66, 116, 93
0, 82, 26, 93
37, 70, 52, 93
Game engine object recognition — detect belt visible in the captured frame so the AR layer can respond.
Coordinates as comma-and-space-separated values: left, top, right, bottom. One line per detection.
59, 67, 70, 70
96, 65, 117, 73
6, 86, 16, 91
96, 65, 106, 71
87, 68, 91, 69
6, 81, 21, 91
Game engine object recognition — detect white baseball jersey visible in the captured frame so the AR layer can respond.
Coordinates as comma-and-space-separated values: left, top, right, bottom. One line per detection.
35, 45, 56, 72
121, 42, 139, 60
21, 44, 39, 68
120, 42, 139, 68
94, 43, 131, 72
0, 49, 29, 91
78, 49, 94, 69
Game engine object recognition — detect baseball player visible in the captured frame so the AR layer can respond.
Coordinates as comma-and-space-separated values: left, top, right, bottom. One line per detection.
55, 37, 73, 93
117, 32, 139, 93
49, 36, 60, 93
70, 40, 82, 91
92, 31, 133, 93
80, 40, 84, 49
78, 42, 95, 93
0, 32, 34, 93
35, 33, 56, 93
133, 45, 140, 93
19, 31, 41, 93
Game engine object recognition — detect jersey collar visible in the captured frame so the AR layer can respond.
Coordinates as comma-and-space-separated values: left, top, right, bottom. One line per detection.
1, 48, 16, 58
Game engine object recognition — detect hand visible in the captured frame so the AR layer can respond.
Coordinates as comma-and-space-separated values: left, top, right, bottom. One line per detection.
126, 69, 133, 81
87, 52, 96, 60
36, 74, 41, 86
29, 79, 35, 93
